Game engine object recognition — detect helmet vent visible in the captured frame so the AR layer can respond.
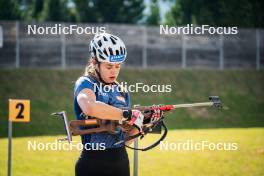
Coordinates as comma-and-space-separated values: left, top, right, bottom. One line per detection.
120, 46, 123, 54
99, 54, 105, 60
92, 47, 97, 56
98, 49, 103, 54
111, 36, 118, 40
109, 48, 113, 55
98, 40, 102, 47
110, 37, 116, 45
103, 48, 108, 56
103, 36, 107, 41
116, 50, 119, 55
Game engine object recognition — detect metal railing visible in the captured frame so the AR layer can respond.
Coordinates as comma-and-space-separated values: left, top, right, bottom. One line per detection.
0, 21, 263, 70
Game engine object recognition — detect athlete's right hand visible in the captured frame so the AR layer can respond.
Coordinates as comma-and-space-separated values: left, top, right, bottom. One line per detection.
127, 110, 144, 132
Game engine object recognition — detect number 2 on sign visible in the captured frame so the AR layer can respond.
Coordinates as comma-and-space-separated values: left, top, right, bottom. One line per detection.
16, 103, 24, 119
9, 99, 30, 122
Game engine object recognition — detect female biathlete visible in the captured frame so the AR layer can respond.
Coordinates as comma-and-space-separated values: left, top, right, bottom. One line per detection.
74, 33, 161, 176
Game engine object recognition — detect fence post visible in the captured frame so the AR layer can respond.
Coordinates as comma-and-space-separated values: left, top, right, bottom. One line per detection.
219, 34, 224, 70
0, 25, 3, 48
142, 26, 147, 68
181, 34, 186, 68
61, 23, 66, 69
256, 29, 260, 70
15, 21, 20, 68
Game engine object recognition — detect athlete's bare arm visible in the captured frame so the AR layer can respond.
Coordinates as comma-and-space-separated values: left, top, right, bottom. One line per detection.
77, 88, 124, 120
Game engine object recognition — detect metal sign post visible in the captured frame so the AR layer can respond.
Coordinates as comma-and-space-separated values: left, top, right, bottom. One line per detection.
133, 138, 138, 176
7, 121, 12, 176
8, 99, 30, 176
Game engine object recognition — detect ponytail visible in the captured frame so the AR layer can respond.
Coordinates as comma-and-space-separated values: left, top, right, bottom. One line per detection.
83, 58, 96, 77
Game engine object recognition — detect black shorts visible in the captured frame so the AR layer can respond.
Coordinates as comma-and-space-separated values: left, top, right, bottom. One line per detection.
75, 147, 130, 176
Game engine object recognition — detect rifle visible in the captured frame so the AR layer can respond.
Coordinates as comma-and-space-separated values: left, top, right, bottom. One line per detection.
51, 96, 222, 151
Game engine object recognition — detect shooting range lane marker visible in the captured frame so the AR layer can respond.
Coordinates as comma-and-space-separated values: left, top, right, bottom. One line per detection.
8, 99, 30, 176
9, 99, 30, 122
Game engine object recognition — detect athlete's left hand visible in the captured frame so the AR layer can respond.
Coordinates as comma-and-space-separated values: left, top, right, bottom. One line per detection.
150, 105, 163, 123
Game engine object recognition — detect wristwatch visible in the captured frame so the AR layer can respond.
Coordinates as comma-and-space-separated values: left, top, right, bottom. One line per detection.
122, 109, 132, 121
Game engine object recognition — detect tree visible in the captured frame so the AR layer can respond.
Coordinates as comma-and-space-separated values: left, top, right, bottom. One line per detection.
75, 0, 145, 23
44, 0, 71, 22
165, 0, 264, 27
74, 0, 98, 22
145, 0, 161, 25
0, 0, 21, 20
118, 0, 145, 23
32, 0, 44, 20
21, 0, 45, 21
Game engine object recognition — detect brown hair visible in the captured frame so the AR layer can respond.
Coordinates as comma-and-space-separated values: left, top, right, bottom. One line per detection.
83, 58, 96, 77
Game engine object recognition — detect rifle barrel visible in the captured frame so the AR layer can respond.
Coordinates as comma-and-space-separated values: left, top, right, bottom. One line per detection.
173, 102, 213, 108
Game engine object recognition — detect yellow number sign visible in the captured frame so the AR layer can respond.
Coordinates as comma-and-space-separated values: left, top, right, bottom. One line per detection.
9, 99, 30, 122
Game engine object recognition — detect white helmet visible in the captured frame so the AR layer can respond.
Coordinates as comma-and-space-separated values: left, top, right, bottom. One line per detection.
89, 33, 127, 63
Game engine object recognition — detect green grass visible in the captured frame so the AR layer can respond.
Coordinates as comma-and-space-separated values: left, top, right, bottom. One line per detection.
0, 128, 263, 176
0, 69, 264, 137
